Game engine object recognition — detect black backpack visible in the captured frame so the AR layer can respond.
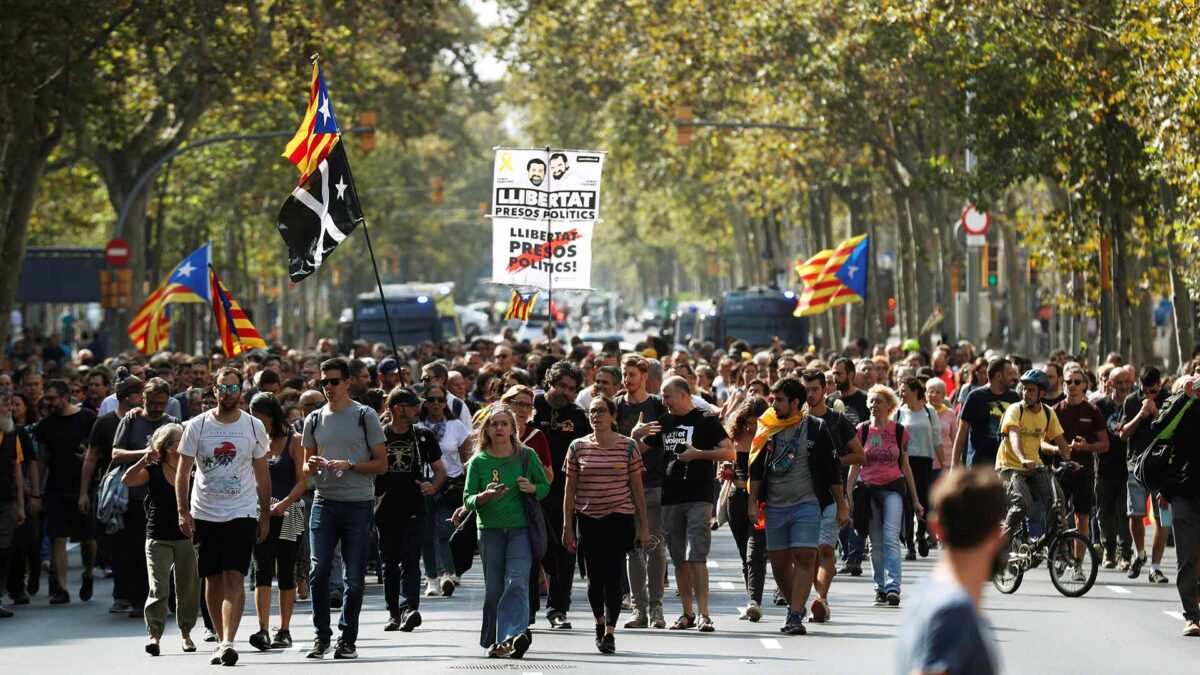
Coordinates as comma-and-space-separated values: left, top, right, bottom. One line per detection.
1134, 394, 1195, 493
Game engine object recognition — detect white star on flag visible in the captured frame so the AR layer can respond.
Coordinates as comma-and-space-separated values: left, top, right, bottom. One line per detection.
335, 176, 348, 200
175, 261, 196, 278
845, 264, 859, 278
318, 95, 330, 125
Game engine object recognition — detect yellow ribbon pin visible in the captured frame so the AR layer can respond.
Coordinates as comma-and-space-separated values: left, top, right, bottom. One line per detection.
492, 469, 500, 483
499, 151, 513, 172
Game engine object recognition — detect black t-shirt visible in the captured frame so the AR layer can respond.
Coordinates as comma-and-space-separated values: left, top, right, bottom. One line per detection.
35, 408, 98, 493
959, 387, 1020, 469
376, 425, 442, 519
839, 390, 869, 428
145, 462, 185, 540
658, 407, 729, 506
88, 411, 122, 481
115, 414, 180, 499
1120, 390, 1169, 470
810, 407, 857, 455
1095, 397, 1128, 480
531, 394, 591, 497
1043, 392, 1067, 408
616, 393, 668, 488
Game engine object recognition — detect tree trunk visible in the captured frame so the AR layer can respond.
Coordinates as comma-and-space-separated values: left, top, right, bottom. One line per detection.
0, 134, 55, 344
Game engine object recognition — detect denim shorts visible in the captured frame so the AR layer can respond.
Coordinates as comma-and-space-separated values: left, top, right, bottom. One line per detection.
1127, 476, 1160, 518
818, 502, 838, 548
764, 500, 822, 552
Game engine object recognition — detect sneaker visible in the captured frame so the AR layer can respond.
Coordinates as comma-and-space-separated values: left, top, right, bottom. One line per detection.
548, 610, 571, 629
696, 615, 715, 632
905, 547, 917, 561
210, 646, 224, 665
80, 575, 94, 602
781, 610, 806, 635
1103, 557, 1117, 569
0, 606, 13, 618
49, 590, 70, 605
809, 597, 829, 623
248, 630, 272, 651
1184, 620, 1200, 637
425, 578, 441, 597
26, 575, 39, 597
1071, 566, 1086, 583
593, 623, 605, 649
886, 591, 901, 607
745, 600, 763, 622
329, 592, 343, 609
400, 608, 422, 632
203, 629, 219, 643
874, 591, 887, 606
385, 614, 401, 631
11, 592, 29, 605
624, 608, 648, 628
917, 539, 929, 558
441, 573, 456, 597
621, 594, 634, 610
511, 631, 531, 658
1118, 557, 1131, 571
487, 641, 512, 658
649, 605, 667, 629
220, 646, 239, 666
841, 561, 863, 577
1149, 569, 1170, 584
598, 633, 616, 654
306, 638, 330, 659
669, 613, 696, 630
1128, 552, 1146, 579
333, 639, 357, 660
270, 629, 292, 649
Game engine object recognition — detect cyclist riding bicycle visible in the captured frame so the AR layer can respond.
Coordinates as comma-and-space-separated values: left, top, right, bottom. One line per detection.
995, 370, 1075, 538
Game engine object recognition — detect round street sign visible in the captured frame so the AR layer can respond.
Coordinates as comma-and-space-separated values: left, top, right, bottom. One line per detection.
105, 237, 131, 267
961, 205, 990, 235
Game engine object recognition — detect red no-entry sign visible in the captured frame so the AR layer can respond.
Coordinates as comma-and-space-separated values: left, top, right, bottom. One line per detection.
105, 237, 131, 267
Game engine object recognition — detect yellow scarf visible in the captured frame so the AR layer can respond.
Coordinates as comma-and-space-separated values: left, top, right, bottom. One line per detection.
747, 407, 804, 493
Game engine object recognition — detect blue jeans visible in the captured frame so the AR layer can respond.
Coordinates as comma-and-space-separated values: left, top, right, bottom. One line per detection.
478, 527, 532, 649
839, 522, 864, 563
422, 494, 455, 578
868, 490, 904, 594
379, 514, 424, 616
309, 498, 374, 643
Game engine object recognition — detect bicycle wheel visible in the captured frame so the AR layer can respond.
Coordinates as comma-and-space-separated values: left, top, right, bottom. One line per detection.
992, 542, 1024, 594
1047, 532, 1099, 597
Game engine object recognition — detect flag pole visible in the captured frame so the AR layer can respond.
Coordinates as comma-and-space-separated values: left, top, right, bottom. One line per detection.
544, 146, 553, 338
338, 144, 398, 358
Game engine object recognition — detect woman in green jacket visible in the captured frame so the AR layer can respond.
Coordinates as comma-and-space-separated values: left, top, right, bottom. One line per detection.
464, 404, 549, 658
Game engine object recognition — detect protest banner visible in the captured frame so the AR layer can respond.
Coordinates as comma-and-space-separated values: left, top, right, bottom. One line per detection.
491, 220, 594, 290
491, 148, 606, 222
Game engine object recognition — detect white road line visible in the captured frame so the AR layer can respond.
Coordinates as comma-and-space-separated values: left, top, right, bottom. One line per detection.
760, 638, 782, 650
66, 542, 79, 552
1164, 611, 1186, 621
706, 560, 720, 568
1105, 585, 1131, 594
719, 581, 734, 590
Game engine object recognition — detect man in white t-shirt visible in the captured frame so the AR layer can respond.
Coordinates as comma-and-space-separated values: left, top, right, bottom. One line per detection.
175, 367, 271, 667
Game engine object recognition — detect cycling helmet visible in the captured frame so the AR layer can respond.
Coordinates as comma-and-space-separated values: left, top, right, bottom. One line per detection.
1019, 369, 1050, 391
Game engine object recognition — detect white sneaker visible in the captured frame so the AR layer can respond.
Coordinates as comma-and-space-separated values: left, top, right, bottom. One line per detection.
451, 574, 462, 586
440, 573, 456, 596
1071, 566, 1085, 583
424, 578, 441, 597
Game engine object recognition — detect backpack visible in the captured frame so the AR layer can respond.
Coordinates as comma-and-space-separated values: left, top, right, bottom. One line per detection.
1134, 394, 1195, 493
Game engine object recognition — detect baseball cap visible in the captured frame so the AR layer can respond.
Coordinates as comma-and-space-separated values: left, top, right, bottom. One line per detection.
378, 357, 399, 375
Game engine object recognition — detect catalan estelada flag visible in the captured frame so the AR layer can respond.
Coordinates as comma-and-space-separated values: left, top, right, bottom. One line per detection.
209, 266, 267, 357
794, 234, 869, 316
127, 243, 212, 354
505, 289, 538, 321
282, 61, 341, 186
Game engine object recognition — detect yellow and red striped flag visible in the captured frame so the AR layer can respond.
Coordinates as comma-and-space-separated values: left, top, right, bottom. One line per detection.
209, 267, 267, 357
282, 61, 341, 186
128, 243, 211, 354
794, 234, 869, 316
504, 289, 538, 321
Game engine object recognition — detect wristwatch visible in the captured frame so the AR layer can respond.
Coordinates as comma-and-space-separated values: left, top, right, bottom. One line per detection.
347, 458, 357, 471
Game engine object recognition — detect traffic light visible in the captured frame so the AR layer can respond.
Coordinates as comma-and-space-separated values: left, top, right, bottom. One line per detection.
675, 106, 693, 147
984, 243, 999, 287
888, 297, 896, 311
431, 176, 444, 205
100, 269, 133, 308
358, 111, 376, 153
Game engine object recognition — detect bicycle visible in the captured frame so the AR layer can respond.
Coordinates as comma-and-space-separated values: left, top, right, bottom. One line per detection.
992, 470, 1099, 597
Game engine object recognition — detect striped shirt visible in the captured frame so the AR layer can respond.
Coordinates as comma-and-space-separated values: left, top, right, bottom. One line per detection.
564, 433, 643, 517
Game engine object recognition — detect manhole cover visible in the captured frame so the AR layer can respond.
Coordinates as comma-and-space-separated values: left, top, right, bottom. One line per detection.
448, 665, 577, 671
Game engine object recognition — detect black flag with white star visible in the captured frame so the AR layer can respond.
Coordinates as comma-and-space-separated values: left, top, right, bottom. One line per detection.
277, 141, 364, 282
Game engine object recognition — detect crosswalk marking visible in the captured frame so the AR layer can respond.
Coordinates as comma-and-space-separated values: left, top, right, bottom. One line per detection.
1164, 611, 1186, 621
760, 638, 782, 650
1105, 585, 1131, 595
719, 581, 734, 589
706, 560, 720, 568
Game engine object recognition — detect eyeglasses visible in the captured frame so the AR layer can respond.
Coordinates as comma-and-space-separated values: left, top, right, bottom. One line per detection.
507, 400, 533, 409
317, 378, 342, 388
424, 397, 446, 404
419, 376, 434, 383
216, 384, 241, 394
1067, 379, 1085, 386
587, 408, 610, 417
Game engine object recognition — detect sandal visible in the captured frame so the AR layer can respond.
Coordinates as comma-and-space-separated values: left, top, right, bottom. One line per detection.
182, 636, 196, 653
668, 614, 696, 630
697, 615, 715, 632
487, 641, 513, 658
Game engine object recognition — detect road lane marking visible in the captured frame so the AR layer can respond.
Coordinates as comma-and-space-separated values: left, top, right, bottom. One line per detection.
707, 560, 720, 568
1105, 585, 1131, 594
1165, 611, 1186, 621
719, 581, 734, 589
760, 638, 782, 650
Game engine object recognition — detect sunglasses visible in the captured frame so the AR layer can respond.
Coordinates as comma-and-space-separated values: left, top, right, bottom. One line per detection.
1067, 379, 1085, 386
424, 397, 446, 404
420, 375, 434, 383
318, 378, 343, 388
216, 384, 241, 394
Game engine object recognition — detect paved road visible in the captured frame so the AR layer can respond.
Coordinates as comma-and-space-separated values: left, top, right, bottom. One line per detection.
1, 525, 1196, 673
